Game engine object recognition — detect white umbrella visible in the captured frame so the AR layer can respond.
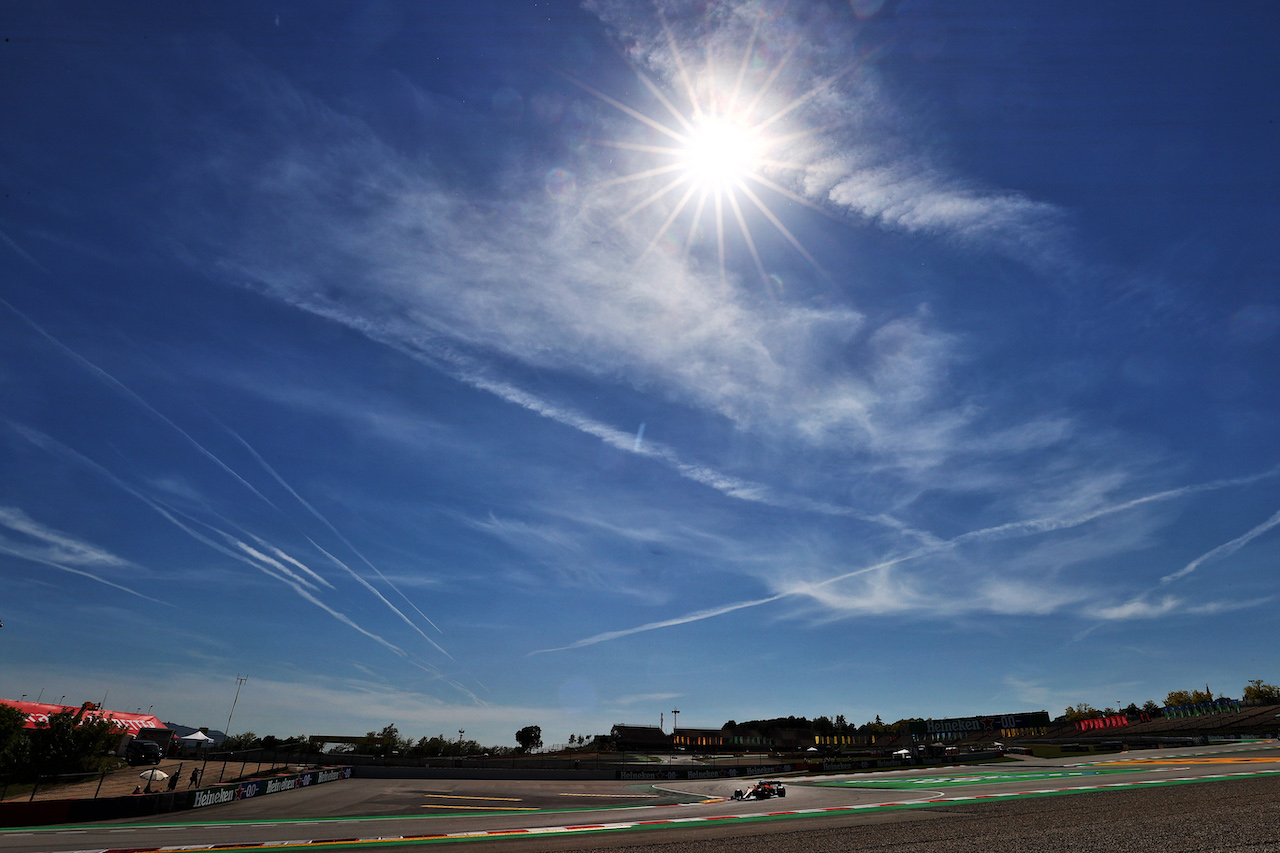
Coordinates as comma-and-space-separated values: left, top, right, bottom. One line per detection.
138, 769, 169, 781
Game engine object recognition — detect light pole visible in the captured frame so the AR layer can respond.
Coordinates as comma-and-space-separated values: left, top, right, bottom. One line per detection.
225, 675, 247, 739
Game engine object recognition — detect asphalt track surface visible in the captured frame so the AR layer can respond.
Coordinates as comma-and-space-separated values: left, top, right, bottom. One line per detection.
3, 742, 1278, 852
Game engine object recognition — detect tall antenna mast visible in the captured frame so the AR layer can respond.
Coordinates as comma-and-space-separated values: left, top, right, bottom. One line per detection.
225, 674, 247, 738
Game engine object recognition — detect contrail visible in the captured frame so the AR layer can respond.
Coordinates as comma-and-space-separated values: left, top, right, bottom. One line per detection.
0, 545, 168, 606
221, 423, 444, 635
533, 467, 1280, 651
1161, 506, 1280, 584
0, 228, 51, 275
242, 532, 335, 590
305, 537, 452, 659
0, 299, 279, 510
271, 296, 922, 529
4, 300, 453, 659
953, 466, 1280, 546
527, 593, 788, 655
7, 422, 412, 657
197, 509, 335, 591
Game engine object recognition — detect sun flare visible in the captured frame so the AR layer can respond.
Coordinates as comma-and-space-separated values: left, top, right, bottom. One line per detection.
566, 18, 844, 284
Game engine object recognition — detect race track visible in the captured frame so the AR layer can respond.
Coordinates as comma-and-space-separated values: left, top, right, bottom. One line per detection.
2, 741, 1278, 853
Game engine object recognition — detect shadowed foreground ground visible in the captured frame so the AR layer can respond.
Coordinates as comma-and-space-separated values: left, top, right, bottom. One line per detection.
489, 774, 1280, 853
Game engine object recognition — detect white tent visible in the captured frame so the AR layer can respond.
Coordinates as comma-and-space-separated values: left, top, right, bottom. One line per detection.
179, 730, 214, 746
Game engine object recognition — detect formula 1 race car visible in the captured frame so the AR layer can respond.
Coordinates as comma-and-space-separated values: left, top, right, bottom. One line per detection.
732, 780, 786, 800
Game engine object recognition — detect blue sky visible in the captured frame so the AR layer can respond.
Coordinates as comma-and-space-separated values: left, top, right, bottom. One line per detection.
2, 1, 1277, 747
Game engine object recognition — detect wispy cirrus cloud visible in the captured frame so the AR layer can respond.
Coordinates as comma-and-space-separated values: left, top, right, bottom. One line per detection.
0, 505, 132, 569
0, 506, 165, 603
535, 465, 1280, 649
587, 0, 1071, 267
164, 1, 1269, 660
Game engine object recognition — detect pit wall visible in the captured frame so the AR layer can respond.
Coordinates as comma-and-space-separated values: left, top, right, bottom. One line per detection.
0, 766, 352, 828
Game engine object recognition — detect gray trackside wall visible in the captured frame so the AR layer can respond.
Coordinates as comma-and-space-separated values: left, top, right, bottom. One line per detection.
0, 766, 353, 828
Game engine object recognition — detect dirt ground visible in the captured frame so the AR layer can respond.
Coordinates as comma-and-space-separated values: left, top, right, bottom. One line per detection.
3, 756, 306, 802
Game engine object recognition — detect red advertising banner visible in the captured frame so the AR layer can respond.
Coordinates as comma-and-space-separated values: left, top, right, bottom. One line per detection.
2, 700, 163, 733
1074, 714, 1130, 732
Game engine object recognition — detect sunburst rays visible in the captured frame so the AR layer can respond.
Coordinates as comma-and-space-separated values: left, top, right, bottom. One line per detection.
567, 14, 850, 287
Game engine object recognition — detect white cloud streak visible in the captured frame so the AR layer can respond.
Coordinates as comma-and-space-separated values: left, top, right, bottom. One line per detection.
1, 298, 448, 656
0, 507, 166, 604
1161, 506, 1280, 584
6, 422, 424, 664
0, 299, 278, 510
528, 593, 788, 655
221, 423, 446, 639
537, 466, 1280, 650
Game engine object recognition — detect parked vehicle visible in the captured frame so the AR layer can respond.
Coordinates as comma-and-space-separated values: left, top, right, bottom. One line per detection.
126, 739, 163, 766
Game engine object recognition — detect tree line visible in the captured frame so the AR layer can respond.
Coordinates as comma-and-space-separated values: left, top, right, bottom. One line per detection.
1061, 678, 1280, 722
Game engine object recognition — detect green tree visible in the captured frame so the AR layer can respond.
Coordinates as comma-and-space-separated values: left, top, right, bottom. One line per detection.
1141, 700, 1161, 715
1243, 679, 1280, 704
1166, 686, 1216, 706
221, 731, 260, 750
515, 725, 542, 752
0, 704, 30, 776
1063, 703, 1101, 722
378, 723, 410, 756
25, 708, 122, 777
410, 735, 451, 757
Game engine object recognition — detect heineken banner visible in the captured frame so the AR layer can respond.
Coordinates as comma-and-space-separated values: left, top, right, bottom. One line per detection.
190, 767, 352, 810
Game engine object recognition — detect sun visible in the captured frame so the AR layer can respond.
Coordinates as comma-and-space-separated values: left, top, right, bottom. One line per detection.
679, 116, 761, 191
564, 19, 841, 285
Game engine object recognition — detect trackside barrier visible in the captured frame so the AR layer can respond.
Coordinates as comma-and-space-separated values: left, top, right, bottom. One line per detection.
0, 766, 352, 827
190, 766, 353, 811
